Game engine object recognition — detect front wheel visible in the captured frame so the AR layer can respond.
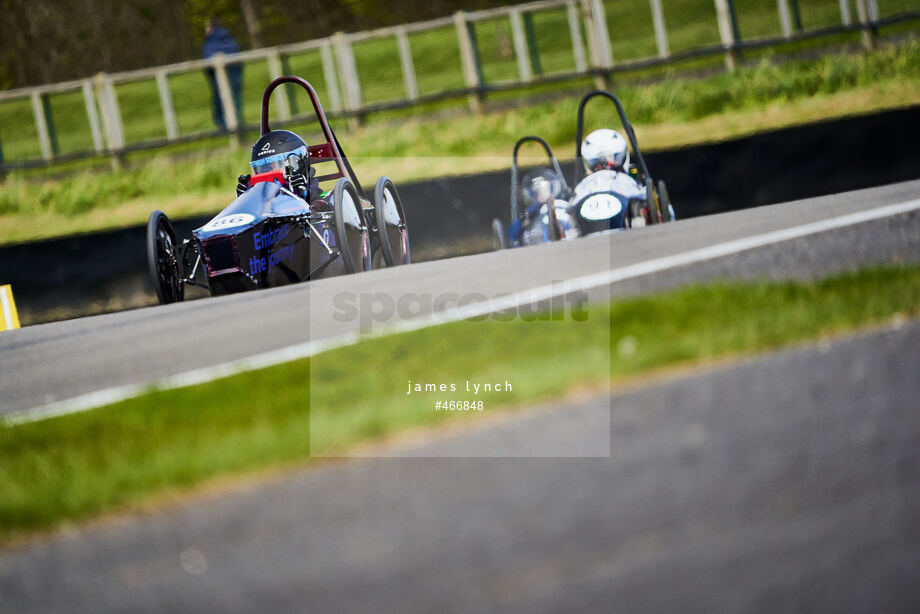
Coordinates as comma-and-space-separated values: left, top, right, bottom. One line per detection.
373, 176, 410, 266
492, 218, 508, 250
146, 210, 184, 304
658, 179, 674, 222
333, 178, 372, 274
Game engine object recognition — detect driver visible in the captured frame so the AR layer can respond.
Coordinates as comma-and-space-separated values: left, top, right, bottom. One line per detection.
575, 128, 676, 224
507, 167, 575, 244
573, 128, 645, 203
236, 129, 317, 200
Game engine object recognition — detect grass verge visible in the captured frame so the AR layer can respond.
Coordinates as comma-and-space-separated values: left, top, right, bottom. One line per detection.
2, 264, 920, 542
0, 40, 918, 245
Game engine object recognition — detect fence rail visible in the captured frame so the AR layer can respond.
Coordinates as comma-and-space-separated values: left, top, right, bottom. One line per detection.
0, 0, 917, 170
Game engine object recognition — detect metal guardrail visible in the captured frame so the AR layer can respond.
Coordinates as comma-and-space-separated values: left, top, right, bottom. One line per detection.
0, 0, 916, 170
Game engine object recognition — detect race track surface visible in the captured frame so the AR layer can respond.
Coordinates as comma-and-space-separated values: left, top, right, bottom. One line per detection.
2, 320, 918, 612
1, 179, 918, 417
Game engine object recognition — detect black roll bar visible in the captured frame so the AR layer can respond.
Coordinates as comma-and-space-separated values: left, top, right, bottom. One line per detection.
510, 135, 569, 221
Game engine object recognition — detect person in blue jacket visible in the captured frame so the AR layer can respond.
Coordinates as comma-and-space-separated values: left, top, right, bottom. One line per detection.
203, 18, 244, 130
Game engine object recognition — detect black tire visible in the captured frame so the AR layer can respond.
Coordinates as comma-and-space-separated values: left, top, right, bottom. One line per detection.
492, 218, 508, 250
146, 210, 184, 304
658, 179, 674, 222
547, 201, 561, 241
333, 178, 372, 274
373, 176, 410, 266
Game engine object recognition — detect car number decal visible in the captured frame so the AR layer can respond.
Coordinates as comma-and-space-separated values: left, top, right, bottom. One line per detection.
202, 213, 256, 232
580, 194, 622, 220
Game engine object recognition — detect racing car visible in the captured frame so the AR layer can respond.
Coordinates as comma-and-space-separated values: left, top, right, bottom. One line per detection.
146, 75, 409, 304
571, 89, 675, 231
492, 89, 674, 250
491, 135, 577, 250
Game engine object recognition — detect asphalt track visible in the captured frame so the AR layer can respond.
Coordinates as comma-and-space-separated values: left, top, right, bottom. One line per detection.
1, 180, 919, 418
1, 180, 919, 611
2, 318, 918, 612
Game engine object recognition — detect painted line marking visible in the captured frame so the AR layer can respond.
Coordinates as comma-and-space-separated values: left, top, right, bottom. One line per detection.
4, 197, 919, 427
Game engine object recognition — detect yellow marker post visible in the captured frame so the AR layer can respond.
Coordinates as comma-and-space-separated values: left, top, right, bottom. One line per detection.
1, 284, 21, 331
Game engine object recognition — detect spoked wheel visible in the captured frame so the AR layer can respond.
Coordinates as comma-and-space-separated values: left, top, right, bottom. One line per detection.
373, 176, 410, 266
146, 210, 184, 304
658, 179, 674, 222
492, 218, 508, 250
333, 178, 372, 273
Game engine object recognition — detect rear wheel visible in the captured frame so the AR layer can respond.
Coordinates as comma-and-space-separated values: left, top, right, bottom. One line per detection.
492, 218, 508, 250
333, 178, 372, 274
658, 179, 674, 222
373, 176, 410, 266
146, 210, 184, 304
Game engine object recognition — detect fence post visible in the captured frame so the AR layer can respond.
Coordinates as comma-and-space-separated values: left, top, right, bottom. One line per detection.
839, 0, 852, 26
509, 7, 533, 83
95, 73, 124, 151
95, 72, 125, 169
320, 40, 343, 113
523, 12, 543, 76
566, 0, 587, 73
649, 0, 670, 58
29, 92, 53, 161
868, 0, 879, 21
778, 0, 793, 38
395, 26, 420, 101
854, 0, 876, 50
212, 53, 240, 133
266, 50, 292, 122
581, 0, 611, 88
333, 32, 362, 116
81, 80, 104, 153
40, 93, 60, 157
714, 0, 741, 71
590, 0, 612, 68
454, 11, 483, 114
156, 70, 179, 141
790, 0, 803, 31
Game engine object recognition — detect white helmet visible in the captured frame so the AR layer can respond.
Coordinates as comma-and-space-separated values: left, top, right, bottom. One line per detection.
581, 128, 629, 173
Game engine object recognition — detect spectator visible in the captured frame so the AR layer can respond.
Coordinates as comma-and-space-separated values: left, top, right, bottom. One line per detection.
203, 18, 243, 131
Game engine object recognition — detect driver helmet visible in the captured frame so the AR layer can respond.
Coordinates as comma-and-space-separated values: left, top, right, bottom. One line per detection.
520, 167, 565, 210
581, 128, 629, 173
250, 130, 310, 191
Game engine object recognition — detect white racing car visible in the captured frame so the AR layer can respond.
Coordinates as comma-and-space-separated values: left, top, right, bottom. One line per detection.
492, 90, 675, 250
570, 89, 676, 233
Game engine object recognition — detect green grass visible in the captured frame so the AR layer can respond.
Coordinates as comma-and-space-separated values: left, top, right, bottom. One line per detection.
2, 264, 920, 541
1, 38, 917, 246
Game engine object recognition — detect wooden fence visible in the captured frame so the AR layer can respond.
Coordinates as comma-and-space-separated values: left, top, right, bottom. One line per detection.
0, 0, 915, 169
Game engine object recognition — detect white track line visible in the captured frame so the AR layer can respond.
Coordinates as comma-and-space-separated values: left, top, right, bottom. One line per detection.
4, 197, 919, 427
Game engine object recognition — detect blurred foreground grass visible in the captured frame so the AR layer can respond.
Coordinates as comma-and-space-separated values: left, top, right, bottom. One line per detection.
2, 264, 919, 542
0, 39, 918, 245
